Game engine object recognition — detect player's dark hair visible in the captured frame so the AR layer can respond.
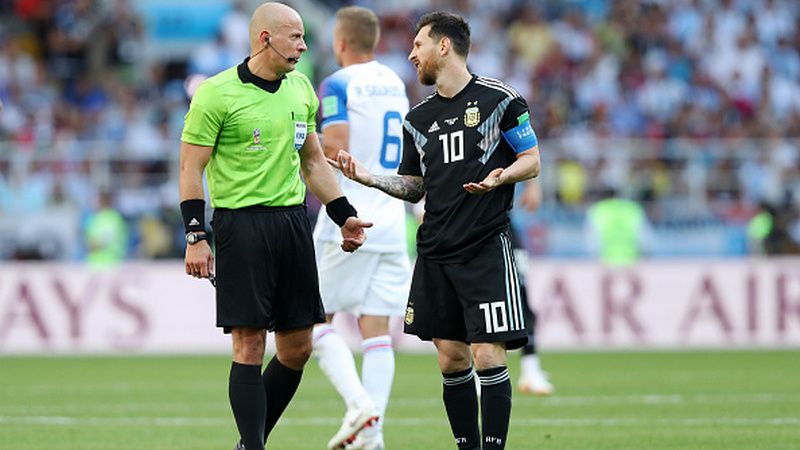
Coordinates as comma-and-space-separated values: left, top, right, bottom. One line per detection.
415, 11, 470, 58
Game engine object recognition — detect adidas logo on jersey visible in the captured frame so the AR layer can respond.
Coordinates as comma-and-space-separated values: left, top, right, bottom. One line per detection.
189, 218, 200, 227
428, 121, 440, 133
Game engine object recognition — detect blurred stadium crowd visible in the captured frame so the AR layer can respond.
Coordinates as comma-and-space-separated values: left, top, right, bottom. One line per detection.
0, 0, 799, 260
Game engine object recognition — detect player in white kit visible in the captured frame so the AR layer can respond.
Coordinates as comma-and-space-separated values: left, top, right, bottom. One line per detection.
311, 6, 411, 450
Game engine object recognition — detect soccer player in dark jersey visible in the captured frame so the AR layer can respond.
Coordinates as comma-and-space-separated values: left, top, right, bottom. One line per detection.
333, 11, 541, 450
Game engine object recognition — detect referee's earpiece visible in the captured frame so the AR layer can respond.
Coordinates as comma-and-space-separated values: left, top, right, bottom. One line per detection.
252, 34, 271, 58
262, 35, 296, 63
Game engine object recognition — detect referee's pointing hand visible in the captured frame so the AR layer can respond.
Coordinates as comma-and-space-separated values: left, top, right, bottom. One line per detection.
340, 216, 373, 252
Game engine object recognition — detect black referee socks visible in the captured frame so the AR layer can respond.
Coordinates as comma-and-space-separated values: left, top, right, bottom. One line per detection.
262, 356, 303, 442
229, 362, 266, 450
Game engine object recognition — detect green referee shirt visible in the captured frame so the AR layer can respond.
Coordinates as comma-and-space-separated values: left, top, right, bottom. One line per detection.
181, 59, 318, 209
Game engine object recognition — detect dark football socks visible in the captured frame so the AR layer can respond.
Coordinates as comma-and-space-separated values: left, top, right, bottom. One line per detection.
522, 332, 536, 356
229, 362, 266, 450
522, 288, 537, 356
477, 366, 512, 450
442, 367, 481, 450
262, 356, 303, 442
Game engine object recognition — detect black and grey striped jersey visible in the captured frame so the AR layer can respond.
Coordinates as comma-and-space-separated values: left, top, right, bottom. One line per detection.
398, 75, 534, 263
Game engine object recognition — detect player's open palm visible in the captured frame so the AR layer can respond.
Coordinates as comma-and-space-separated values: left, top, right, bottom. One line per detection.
340, 216, 373, 252
331, 150, 375, 187
463, 168, 504, 195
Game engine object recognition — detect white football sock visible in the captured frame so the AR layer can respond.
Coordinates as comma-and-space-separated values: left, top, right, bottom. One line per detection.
520, 353, 542, 376
312, 324, 371, 411
361, 335, 394, 433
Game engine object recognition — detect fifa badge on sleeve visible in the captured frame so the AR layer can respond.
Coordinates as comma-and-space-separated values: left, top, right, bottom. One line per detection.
294, 121, 307, 150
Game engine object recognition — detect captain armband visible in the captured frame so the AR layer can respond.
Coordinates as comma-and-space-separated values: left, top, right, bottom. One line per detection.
501, 119, 538, 154
326, 196, 358, 227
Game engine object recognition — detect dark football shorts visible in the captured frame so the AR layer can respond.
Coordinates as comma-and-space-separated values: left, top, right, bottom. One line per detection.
212, 205, 325, 333
404, 231, 528, 349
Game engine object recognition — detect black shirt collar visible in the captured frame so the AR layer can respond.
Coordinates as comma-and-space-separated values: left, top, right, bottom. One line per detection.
237, 57, 285, 93
435, 74, 477, 103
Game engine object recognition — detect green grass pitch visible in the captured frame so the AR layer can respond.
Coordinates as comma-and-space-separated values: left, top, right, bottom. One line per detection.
1, 350, 798, 449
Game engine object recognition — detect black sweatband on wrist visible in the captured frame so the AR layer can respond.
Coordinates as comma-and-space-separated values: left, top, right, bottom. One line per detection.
326, 196, 358, 227
180, 199, 206, 233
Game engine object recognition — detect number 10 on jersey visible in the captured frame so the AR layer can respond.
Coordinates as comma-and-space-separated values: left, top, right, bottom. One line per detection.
439, 130, 464, 164
479, 301, 509, 333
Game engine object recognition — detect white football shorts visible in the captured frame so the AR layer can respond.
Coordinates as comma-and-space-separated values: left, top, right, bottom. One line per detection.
315, 242, 411, 316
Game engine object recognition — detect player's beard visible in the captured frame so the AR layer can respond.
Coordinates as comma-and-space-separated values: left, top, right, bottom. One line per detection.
417, 58, 440, 86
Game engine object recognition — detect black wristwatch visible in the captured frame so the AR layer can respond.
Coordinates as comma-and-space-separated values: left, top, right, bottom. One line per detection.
185, 232, 208, 245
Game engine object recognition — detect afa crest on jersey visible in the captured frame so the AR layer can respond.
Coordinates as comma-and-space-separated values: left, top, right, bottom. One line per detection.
404, 306, 415, 325
464, 101, 480, 127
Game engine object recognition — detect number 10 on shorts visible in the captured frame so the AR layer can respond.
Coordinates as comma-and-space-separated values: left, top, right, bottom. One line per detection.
479, 301, 509, 333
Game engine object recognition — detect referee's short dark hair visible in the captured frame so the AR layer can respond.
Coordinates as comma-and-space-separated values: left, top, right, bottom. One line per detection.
415, 11, 471, 58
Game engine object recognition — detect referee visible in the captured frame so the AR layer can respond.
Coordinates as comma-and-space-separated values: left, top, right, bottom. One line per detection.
179, 3, 372, 450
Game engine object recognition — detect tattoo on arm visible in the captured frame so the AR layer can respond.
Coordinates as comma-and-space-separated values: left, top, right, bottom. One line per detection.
372, 175, 425, 203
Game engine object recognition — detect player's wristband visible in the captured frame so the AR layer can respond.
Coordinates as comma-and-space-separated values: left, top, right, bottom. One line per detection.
180, 199, 206, 233
326, 196, 358, 227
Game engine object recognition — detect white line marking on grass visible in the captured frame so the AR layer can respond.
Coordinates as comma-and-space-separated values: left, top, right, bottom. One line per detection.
527, 393, 800, 406
298, 393, 665, 409
2, 393, 793, 415
387, 393, 800, 407
3, 393, 796, 417
0, 416, 226, 426
2, 416, 799, 427
511, 417, 800, 426
3, 381, 221, 395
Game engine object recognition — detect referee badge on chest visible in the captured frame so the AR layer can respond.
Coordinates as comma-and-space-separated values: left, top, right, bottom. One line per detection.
247, 127, 266, 151
294, 121, 307, 150
464, 101, 480, 127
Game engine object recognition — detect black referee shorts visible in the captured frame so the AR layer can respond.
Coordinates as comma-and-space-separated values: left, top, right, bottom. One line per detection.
404, 232, 528, 350
212, 205, 325, 333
